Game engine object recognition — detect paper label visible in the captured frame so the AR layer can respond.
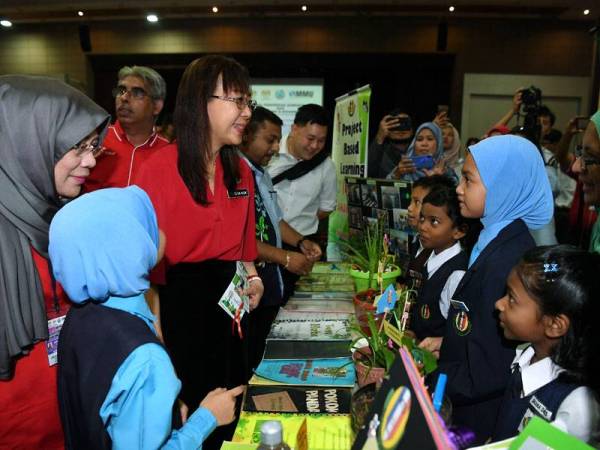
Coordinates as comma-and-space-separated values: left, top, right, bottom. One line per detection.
252, 391, 298, 413
383, 320, 403, 347
46, 315, 66, 366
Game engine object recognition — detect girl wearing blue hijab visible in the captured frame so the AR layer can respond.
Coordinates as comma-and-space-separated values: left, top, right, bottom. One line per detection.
49, 186, 243, 450
388, 122, 457, 183
430, 135, 553, 444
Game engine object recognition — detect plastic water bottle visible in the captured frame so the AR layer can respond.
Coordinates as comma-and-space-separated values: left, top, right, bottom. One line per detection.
257, 420, 291, 450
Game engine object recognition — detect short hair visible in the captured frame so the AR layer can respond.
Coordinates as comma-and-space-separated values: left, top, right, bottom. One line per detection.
539, 105, 556, 126
412, 174, 456, 191
422, 184, 463, 228
118, 66, 166, 101
294, 104, 329, 127
246, 106, 283, 137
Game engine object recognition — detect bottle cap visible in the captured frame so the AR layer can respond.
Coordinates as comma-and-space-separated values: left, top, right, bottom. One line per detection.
260, 420, 283, 446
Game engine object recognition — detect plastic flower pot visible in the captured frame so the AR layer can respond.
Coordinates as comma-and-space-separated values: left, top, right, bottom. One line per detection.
349, 264, 401, 292
353, 346, 386, 388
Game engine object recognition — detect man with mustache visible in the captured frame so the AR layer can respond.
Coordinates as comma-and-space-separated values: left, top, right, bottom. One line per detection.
85, 66, 169, 191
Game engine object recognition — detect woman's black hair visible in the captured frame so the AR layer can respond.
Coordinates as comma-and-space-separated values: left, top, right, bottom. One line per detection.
174, 55, 250, 205
421, 184, 481, 253
515, 245, 600, 396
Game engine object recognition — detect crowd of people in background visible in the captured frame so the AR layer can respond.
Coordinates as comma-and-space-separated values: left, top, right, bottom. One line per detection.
1, 54, 600, 449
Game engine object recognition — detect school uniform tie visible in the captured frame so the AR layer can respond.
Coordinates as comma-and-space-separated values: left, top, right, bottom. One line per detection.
508, 364, 524, 399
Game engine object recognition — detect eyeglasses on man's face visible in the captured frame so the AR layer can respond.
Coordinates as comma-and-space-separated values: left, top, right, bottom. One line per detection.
112, 85, 149, 100
211, 95, 257, 111
73, 138, 103, 158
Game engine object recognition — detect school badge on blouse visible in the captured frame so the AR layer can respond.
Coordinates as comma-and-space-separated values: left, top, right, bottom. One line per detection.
420, 304, 430, 320
454, 311, 472, 335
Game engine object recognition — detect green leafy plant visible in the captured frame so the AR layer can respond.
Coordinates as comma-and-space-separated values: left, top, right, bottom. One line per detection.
338, 216, 396, 288
351, 285, 438, 376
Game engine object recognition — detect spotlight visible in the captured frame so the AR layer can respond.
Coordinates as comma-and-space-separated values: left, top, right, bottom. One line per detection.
78, 11, 84, 17
0, 20, 12, 27
212, 6, 219, 13
301, 5, 308, 12
146, 14, 159, 23
583, 9, 590, 15
449, 6, 455, 12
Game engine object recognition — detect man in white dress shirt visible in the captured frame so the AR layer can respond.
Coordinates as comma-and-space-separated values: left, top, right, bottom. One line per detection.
267, 104, 337, 297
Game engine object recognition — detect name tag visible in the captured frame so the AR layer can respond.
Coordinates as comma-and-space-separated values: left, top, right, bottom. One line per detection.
228, 188, 249, 198
450, 299, 469, 312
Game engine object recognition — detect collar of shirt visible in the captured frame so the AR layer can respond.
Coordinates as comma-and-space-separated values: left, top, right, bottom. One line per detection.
101, 294, 157, 334
112, 120, 161, 148
425, 242, 462, 278
514, 344, 565, 397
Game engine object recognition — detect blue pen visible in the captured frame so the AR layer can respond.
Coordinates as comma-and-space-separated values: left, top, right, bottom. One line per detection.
433, 373, 447, 412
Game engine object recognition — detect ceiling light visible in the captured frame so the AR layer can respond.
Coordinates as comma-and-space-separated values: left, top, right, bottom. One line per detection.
146, 14, 158, 23
0, 20, 12, 27
301, 5, 308, 12
212, 6, 219, 13
77, 11, 84, 17
583, 9, 590, 15
449, 6, 455, 12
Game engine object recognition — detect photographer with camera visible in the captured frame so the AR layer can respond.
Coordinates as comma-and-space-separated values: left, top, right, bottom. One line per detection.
550, 115, 596, 247
367, 109, 414, 178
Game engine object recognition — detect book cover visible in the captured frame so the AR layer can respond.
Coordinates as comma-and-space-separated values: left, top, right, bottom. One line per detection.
243, 385, 352, 415
267, 319, 351, 341
351, 348, 453, 450
233, 411, 352, 450
295, 284, 355, 292
310, 262, 352, 274
274, 309, 352, 322
263, 340, 351, 360
296, 273, 353, 287
255, 358, 355, 387
283, 300, 354, 314
291, 291, 354, 300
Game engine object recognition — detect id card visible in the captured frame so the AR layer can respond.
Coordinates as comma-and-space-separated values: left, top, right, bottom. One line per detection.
218, 262, 250, 319
46, 315, 66, 366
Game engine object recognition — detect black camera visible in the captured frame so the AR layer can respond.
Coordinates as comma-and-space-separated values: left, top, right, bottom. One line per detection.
517, 86, 543, 148
520, 86, 542, 107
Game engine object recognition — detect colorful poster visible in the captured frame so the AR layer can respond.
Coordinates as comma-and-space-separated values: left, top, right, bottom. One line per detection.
255, 358, 355, 387
328, 85, 372, 260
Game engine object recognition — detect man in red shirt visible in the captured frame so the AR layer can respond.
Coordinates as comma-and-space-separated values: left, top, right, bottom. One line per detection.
85, 66, 170, 191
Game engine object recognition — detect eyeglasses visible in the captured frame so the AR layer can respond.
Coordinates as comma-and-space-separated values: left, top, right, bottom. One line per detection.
73, 139, 104, 158
575, 146, 600, 171
112, 86, 149, 99
211, 95, 257, 111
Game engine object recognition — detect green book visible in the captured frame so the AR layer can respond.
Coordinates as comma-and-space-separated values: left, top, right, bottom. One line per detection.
508, 416, 594, 450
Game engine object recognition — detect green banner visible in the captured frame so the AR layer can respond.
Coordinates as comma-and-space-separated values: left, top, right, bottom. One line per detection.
327, 85, 371, 260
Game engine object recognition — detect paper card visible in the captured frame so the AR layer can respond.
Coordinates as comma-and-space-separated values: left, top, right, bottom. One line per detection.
377, 284, 398, 313
252, 391, 298, 413
218, 262, 250, 319
383, 320, 403, 347
46, 315, 66, 366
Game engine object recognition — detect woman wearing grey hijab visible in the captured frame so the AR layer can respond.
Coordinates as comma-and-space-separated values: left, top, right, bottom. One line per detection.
0, 75, 109, 449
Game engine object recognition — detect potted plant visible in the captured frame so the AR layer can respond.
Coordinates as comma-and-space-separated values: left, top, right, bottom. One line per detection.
351, 298, 438, 387
351, 312, 395, 388
339, 217, 401, 293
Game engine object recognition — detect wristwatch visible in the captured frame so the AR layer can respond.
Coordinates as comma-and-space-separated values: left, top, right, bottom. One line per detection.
296, 237, 307, 248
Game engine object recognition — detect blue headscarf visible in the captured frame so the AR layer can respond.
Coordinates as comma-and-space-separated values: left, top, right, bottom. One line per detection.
402, 122, 444, 182
49, 186, 159, 303
468, 135, 553, 266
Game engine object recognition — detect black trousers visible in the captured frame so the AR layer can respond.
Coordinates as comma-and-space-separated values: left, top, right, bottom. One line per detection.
159, 260, 249, 450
